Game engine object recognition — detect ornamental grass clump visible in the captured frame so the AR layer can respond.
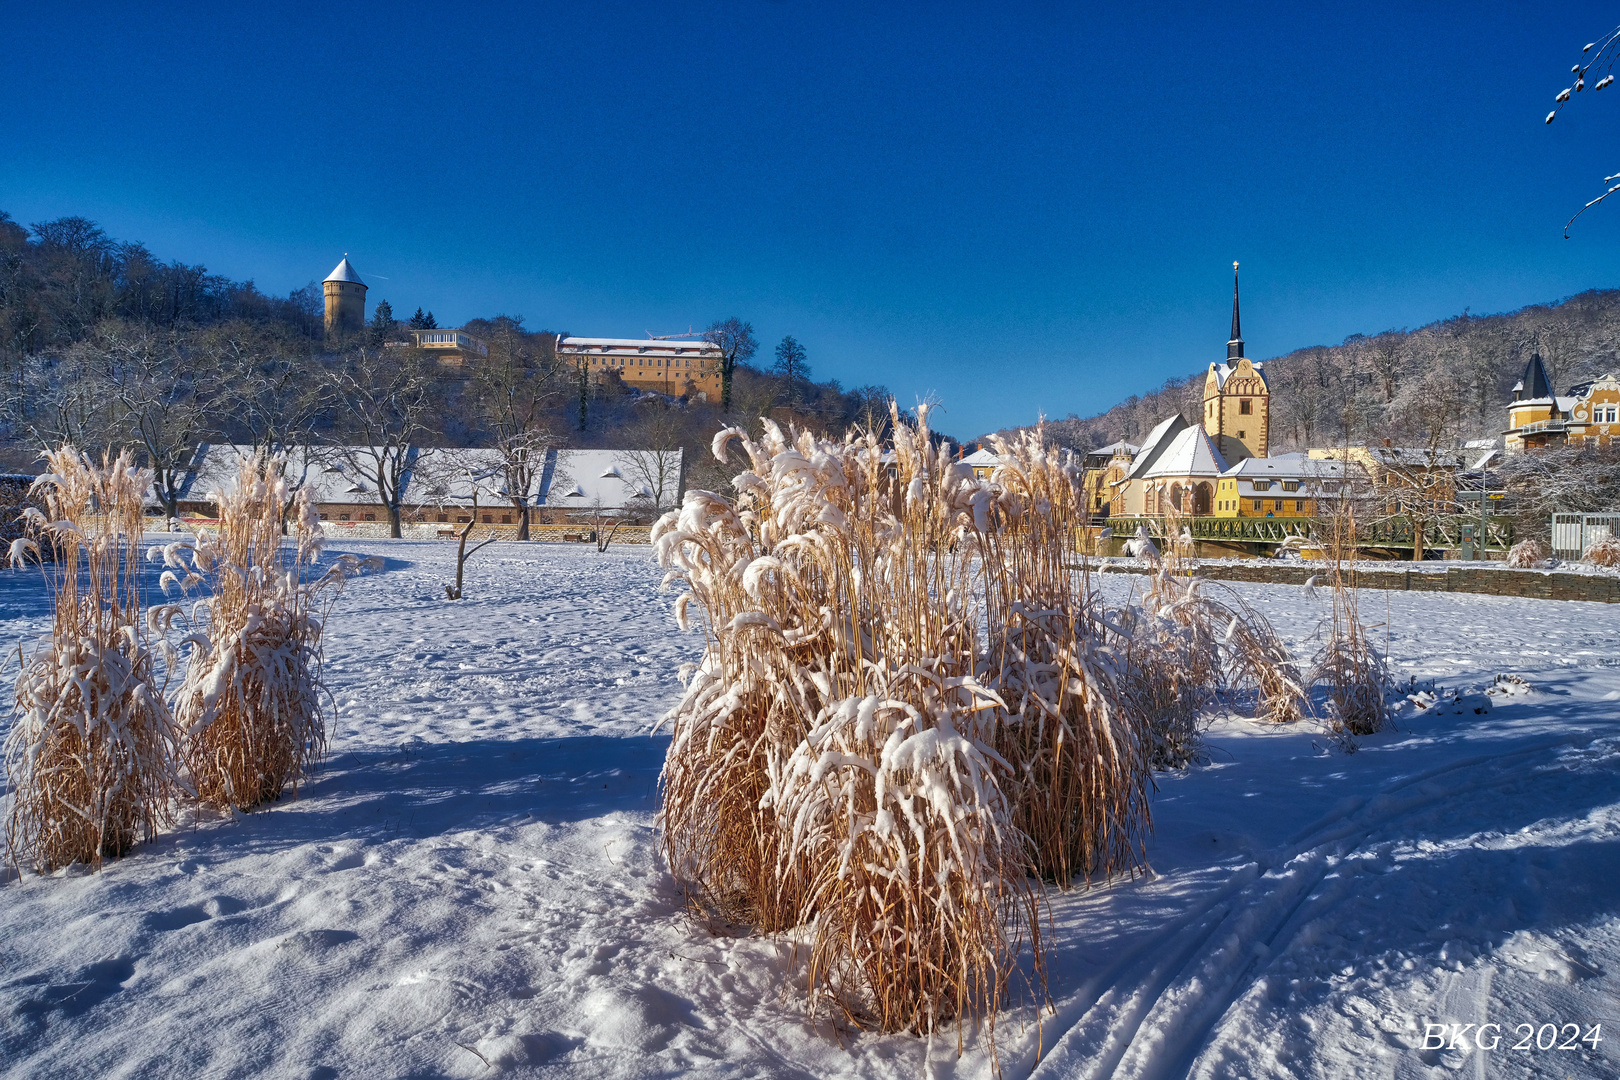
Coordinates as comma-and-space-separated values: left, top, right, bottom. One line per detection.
1506, 537, 1550, 568
1582, 534, 1620, 568
656, 408, 1049, 1041
158, 453, 347, 810
3, 448, 180, 873
1104, 511, 1308, 767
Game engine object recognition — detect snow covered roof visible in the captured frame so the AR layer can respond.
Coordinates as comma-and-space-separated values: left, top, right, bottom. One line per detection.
1136, 425, 1229, 480
557, 336, 721, 361
1124, 415, 1192, 481
323, 257, 365, 285
540, 448, 676, 509
183, 445, 415, 507
961, 448, 1001, 467
1210, 361, 1267, 390
1221, 452, 1345, 481
176, 445, 680, 512
1086, 439, 1139, 460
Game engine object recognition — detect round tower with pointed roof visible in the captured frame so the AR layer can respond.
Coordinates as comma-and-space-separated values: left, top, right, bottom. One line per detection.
323, 255, 367, 339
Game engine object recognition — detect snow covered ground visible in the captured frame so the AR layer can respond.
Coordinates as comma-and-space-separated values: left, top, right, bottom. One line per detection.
1, 541, 1617, 1079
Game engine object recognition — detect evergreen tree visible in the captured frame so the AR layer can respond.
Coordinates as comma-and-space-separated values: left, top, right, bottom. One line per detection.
424, 310, 438, 329
369, 299, 394, 348
773, 335, 809, 405
408, 307, 430, 330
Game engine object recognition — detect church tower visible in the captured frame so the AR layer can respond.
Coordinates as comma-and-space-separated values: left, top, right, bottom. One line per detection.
1202, 262, 1270, 463
323, 255, 367, 339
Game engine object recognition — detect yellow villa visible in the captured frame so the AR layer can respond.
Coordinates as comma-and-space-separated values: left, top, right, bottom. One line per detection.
557, 335, 723, 401
1503, 353, 1620, 452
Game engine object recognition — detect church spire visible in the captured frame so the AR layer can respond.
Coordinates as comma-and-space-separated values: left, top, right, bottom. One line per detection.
1227, 260, 1244, 360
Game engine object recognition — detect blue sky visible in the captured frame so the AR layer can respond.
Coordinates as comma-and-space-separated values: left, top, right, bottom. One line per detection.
4, 2, 1619, 437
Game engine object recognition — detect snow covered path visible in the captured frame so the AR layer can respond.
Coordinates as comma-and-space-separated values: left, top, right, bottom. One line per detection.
1, 545, 1618, 1078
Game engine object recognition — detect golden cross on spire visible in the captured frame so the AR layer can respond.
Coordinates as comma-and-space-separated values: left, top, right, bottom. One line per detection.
1233, 261, 1239, 271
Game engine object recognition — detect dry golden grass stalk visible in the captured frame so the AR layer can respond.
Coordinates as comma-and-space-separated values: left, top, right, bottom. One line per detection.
974, 428, 1152, 887
3, 447, 180, 873
1308, 505, 1390, 739
158, 453, 348, 810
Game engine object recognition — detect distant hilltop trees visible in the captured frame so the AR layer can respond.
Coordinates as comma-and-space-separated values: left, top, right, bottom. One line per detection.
0, 209, 913, 492
1010, 289, 1620, 455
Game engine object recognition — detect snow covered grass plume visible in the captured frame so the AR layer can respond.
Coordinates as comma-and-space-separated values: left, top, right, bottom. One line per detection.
3, 447, 180, 873
157, 453, 349, 811
1507, 538, 1551, 568
655, 407, 1061, 1043
1582, 534, 1620, 568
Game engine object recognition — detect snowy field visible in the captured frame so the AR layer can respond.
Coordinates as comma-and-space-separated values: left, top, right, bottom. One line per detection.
2, 540, 1618, 1079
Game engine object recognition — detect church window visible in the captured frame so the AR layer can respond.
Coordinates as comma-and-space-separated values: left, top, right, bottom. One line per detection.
1239, 399, 1253, 415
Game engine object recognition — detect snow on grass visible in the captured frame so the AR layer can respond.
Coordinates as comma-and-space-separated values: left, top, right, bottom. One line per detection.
0, 542, 1617, 1078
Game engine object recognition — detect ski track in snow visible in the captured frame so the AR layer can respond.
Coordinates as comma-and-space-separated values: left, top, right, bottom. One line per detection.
0, 544, 1616, 1078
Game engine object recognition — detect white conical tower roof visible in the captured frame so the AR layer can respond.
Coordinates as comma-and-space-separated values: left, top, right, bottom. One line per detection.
324, 256, 365, 285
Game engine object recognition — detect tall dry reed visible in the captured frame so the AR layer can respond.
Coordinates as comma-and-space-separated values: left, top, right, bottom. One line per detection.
1308, 505, 1390, 738
4, 448, 179, 873
158, 453, 347, 810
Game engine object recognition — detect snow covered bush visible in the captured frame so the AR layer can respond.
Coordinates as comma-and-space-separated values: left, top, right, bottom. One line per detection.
157, 453, 348, 810
1582, 534, 1620, 568
4, 448, 180, 873
1506, 538, 1550, 568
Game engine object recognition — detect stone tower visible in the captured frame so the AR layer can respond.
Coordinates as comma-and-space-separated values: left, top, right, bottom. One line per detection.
1201, 262, 1270, 463
323, 256, 367, 339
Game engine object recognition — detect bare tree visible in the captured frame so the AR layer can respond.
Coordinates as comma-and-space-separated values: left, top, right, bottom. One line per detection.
1547, 25, 1620, 233
702, 317, 757, 411
324, 347, 435, 538
467, 317, 566, 539
616, 407, 686, 518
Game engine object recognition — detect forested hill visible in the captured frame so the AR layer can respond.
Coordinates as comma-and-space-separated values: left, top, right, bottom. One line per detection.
1007, 288, 1620, 453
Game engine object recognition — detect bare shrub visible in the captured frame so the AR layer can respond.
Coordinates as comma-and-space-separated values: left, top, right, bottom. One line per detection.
1506, 538, 1550, 568
1582, 535, 1620, 568
158, 453, 348, 810
4, 448, 180, 873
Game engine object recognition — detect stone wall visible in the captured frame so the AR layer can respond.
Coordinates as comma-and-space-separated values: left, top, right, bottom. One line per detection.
1103, 560, 1620, 604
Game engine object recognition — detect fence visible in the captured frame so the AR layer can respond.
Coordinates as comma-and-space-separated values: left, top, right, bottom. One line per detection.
1551, 513, 1620, 561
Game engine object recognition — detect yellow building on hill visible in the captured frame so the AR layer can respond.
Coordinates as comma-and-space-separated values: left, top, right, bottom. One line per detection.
1503, 353, 1620, 452
558, 336, 723, 401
